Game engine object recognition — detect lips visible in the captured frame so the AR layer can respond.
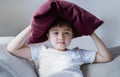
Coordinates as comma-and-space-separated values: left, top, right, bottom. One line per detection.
57, 42, 65, 44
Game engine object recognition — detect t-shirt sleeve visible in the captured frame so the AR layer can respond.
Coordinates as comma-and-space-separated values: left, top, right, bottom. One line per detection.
29, 44, 41, 60
78, 48, 96, 63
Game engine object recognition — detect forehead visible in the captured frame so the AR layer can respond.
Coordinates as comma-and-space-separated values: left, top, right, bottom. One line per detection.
49, 26, 72, 31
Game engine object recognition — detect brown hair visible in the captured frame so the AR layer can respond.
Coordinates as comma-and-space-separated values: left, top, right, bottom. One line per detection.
47, 18, 76, 37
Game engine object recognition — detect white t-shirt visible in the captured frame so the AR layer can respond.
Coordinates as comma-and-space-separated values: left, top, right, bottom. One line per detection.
30, 44, 96, 77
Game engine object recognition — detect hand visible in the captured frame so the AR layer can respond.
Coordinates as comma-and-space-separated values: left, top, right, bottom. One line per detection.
28, 25, 32, 32
91, 32, 96, 36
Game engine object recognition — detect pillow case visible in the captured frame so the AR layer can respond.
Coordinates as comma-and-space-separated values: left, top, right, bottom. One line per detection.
28, 0, 103, 43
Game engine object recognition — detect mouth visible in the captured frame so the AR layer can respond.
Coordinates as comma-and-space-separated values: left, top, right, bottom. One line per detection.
57, 42, 65, 44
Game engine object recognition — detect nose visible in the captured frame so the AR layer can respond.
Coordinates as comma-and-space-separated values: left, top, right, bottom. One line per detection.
58, 33, 64, 40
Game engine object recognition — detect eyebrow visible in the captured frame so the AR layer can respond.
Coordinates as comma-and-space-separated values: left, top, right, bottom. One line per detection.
50, 28, 72, 32
52, 28, 72, 31
64, 28, 72, 31
50, 29, 58, 31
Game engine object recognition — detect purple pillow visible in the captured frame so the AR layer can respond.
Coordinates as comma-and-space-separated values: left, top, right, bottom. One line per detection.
28, 0, 103, 44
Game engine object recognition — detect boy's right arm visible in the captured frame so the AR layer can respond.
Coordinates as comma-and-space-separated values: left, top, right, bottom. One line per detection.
7, 25, 32, 59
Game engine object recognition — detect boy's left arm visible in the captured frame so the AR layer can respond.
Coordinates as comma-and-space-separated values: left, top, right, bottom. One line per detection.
91, 32, 112, 63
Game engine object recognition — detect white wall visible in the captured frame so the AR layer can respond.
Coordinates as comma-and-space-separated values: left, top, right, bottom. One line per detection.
0, 0, 120, 49
0, 0, 45, 36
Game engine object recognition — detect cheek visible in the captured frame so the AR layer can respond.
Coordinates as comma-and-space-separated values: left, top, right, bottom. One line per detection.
67, 38, 72, 43
65, 37, 72, 43
48, 35, 56, 41
66, 35, 73, 40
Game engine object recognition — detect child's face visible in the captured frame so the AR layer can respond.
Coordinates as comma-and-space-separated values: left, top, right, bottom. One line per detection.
47, 26, 73, 51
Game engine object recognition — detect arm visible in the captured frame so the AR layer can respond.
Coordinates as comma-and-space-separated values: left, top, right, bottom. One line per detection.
7, 25, 32, 59
91, 32, 112, 63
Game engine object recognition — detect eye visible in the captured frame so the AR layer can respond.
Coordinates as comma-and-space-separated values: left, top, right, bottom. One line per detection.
64, 31, 71, 35
64, 32, 69, 34
53, 32, 59, 35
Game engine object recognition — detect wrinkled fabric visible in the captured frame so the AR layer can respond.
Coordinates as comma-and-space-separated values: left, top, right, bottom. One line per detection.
28, 0, 103, 43
0, 46, 37, 77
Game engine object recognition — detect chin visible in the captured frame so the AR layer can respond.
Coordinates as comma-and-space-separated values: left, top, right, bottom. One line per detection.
57, 48, 67, 51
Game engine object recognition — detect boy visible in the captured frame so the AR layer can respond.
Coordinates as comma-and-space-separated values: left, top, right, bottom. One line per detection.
7, 19, 112, 77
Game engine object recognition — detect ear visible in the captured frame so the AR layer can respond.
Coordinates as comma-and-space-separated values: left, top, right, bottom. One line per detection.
47, 33, 50, 40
